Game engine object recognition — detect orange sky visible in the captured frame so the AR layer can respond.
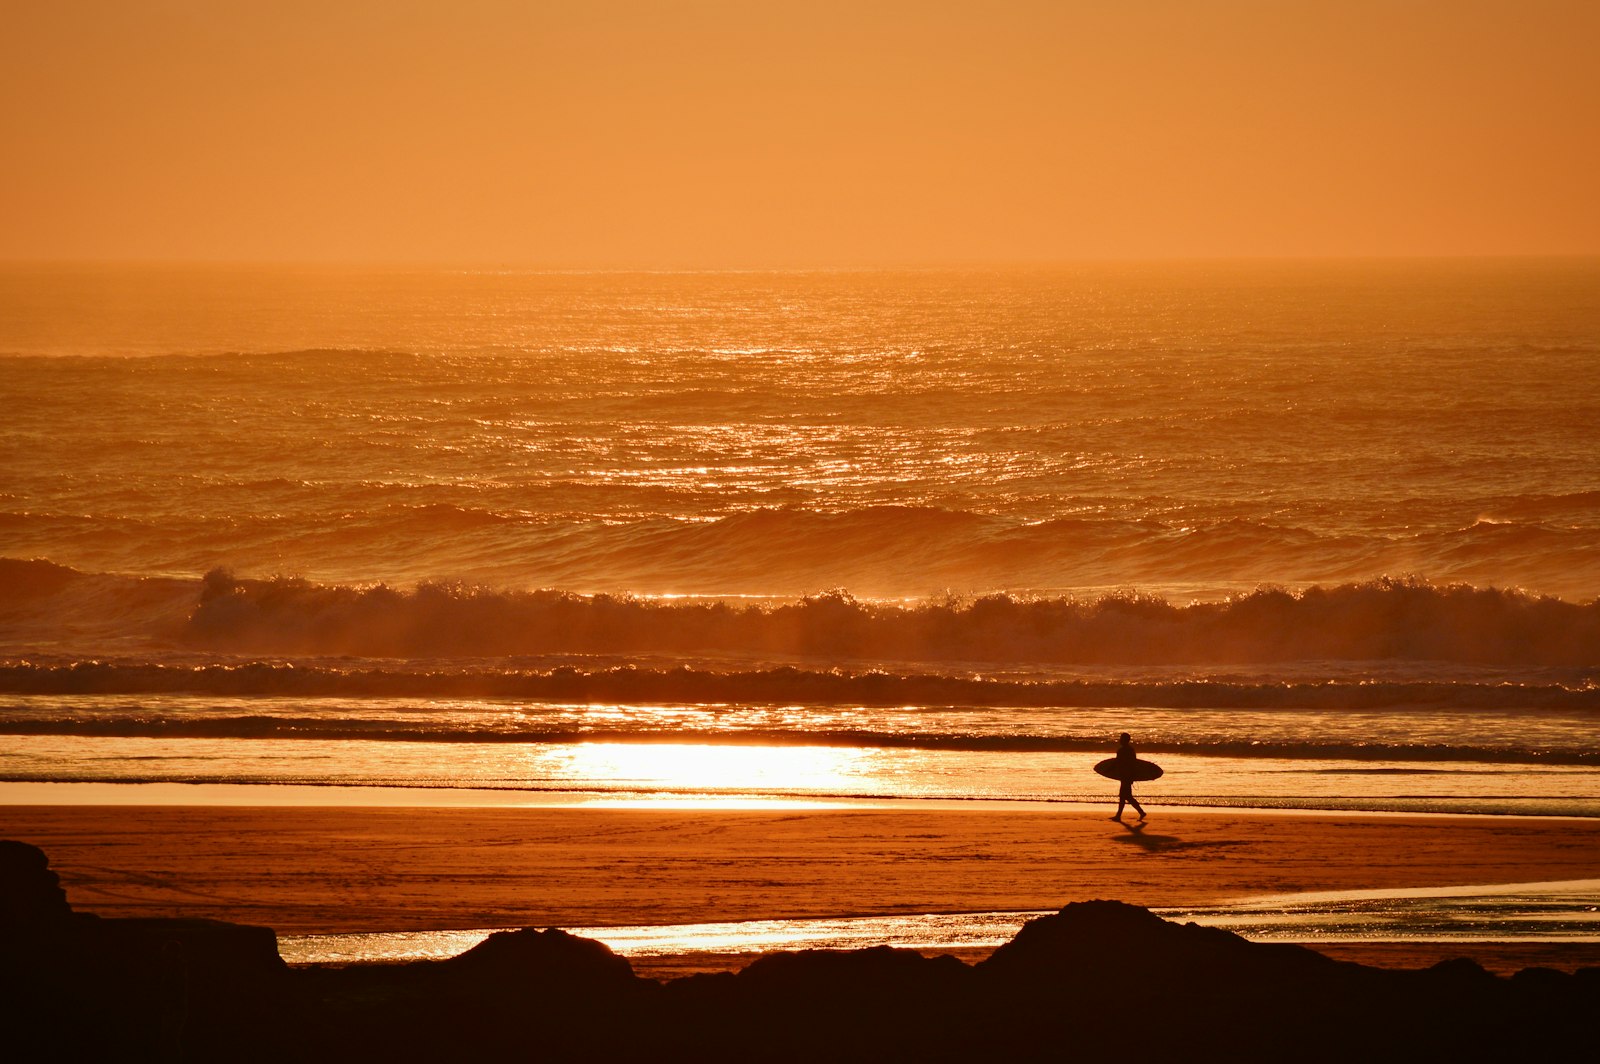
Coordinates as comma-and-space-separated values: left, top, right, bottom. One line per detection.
3, 1, 1596, 267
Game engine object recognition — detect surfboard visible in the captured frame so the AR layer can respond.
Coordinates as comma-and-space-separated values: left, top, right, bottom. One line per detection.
1094, 757, 1163, 782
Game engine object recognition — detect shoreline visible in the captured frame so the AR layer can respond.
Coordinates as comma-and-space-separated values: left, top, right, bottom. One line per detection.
5, 780, 1598, 820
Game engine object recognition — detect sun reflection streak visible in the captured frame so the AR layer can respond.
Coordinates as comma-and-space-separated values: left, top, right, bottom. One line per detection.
539, 742, 871, 806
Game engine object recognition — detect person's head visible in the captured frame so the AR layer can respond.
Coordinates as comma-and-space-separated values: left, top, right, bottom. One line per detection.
1119, 732, 1130, 743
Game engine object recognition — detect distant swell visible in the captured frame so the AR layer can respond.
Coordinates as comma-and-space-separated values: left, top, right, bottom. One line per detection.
5, 499, 1600, 602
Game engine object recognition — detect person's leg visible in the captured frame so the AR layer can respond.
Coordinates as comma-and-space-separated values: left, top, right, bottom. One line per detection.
1131, 794, 1145, 819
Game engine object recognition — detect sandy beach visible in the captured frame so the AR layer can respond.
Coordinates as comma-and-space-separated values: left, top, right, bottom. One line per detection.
9, 803, 1600, 974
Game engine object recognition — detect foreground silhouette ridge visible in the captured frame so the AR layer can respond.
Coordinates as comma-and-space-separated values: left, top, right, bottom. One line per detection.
4, 842, 1597, 1062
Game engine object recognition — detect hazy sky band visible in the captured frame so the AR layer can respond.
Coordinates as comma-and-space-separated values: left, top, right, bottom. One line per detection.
4, 0, 1596, 266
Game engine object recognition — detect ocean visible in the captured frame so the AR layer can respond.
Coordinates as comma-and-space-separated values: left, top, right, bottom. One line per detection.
3, 260, 1598, 815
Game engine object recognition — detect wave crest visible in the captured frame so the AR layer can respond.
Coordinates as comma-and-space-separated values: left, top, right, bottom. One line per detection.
2, 661, 1597, 715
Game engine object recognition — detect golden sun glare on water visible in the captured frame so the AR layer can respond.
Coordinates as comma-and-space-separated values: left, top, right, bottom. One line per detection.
546, 742, 872, 808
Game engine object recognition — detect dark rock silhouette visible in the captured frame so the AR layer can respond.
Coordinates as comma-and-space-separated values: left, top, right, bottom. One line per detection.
665, 945, 976, 1061
1, 841, 287, 1061
444, 925, 637, 986
5, 841, 1598, 1062
0, 839, 74, 930
982, 897, 1343, 983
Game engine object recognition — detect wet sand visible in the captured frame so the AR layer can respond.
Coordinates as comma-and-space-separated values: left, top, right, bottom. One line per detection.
9, 804, 1600, 972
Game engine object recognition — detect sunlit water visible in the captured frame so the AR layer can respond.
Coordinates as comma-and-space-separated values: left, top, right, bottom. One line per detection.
5, 697, 1598, 816
276, 879, 1600, 966
6, 262, 1599, 599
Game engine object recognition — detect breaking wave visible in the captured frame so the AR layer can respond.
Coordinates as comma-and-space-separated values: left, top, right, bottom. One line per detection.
3, 558, 1598, 672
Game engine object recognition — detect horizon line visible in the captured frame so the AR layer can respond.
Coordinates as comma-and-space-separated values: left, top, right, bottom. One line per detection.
3, 252, 1599, 274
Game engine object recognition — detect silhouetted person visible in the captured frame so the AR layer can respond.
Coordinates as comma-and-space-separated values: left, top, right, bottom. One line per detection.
1111, 732, 1146, 821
